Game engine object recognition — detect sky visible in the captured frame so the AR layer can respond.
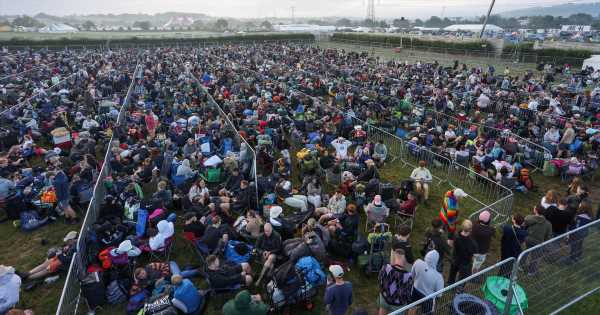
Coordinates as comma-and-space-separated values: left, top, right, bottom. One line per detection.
0, 0, 596, 19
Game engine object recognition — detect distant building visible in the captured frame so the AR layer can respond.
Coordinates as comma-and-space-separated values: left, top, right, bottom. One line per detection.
39, 23, 78, 33
561, 25, 592, 33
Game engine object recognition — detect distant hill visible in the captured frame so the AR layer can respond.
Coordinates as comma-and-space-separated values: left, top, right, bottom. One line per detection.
500, 2, 600, 17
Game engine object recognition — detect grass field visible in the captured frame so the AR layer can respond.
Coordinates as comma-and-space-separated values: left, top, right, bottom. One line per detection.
2, 40, 599, 314
318, 40, 536, 76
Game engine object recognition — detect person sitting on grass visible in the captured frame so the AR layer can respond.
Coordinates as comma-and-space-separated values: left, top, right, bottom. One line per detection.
205, 254, 253, 289
18, 231, 78, 287
255, 223, 283, 286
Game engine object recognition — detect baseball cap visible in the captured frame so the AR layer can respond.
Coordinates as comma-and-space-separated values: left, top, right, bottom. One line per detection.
329, 265, 344, 278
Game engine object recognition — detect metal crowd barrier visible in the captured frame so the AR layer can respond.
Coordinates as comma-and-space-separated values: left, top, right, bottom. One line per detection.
391, 219, 600, 315
186, 69, 260, 211
55, 63, 141, 315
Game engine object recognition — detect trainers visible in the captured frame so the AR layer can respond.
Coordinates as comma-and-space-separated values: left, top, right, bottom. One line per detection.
44, 275, 60, 284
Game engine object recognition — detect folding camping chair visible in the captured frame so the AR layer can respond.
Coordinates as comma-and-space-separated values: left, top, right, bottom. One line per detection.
149, 237, 174, 262
394, 205, 417, 231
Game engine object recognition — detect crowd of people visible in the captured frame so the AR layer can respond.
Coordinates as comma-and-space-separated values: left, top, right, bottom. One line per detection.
0, 43, 599, 315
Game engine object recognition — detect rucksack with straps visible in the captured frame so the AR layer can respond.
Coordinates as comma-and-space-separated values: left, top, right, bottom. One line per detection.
378, 264, 414, 307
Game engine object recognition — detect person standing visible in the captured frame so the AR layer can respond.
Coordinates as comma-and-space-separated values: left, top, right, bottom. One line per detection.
448, 220, 478, 285
324, 265, 353, 315
523, 205, 552, 275
411, 250, 444, 314
471, 211, 496, 273
500, 214, 528, 260
439, 188, 468, 237
377, 248, 413, 314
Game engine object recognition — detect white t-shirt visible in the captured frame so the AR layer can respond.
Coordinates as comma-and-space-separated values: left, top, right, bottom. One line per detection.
332, 139, 352, 159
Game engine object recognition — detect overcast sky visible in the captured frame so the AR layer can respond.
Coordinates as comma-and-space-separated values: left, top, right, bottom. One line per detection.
0, 0, 595, 19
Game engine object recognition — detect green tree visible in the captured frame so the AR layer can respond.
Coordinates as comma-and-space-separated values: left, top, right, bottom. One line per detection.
192, 19, 204, 31
393, 17, 409, 29
133, 21, 151, 31
414, 19, 424, 26
424, 16, 444, 28
260, 20, 273, 31
214, 18, 228, 31
11, 15, 44, 28
568, 13, 594, 25
336, 18, 353, 27
81, 20, 96, 31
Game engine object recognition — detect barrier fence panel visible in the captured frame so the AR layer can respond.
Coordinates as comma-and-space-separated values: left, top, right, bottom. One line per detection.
392, 258, 517, 315
504, 219, 600, 315
55, 63, 141, 315
448, 163, 513, 226
186, 70, 260, 211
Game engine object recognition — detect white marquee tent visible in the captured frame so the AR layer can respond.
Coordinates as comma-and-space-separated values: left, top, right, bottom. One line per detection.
443, 24, 504, 33
39, 23, 79, 33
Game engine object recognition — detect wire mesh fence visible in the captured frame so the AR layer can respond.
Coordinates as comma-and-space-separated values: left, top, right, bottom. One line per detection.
393, 258, 517, 315
55, 63, 141, 315
507, 219, 600, 315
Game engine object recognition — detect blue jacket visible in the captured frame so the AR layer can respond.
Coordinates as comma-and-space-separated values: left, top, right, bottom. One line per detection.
52, 171, 70, 202
173, 279, 202, 314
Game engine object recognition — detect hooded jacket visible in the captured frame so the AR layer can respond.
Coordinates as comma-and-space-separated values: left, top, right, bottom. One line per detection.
149, 220, 175, 250
411, 250, 444, 296
0, 266, 21, 314
222, 290, 268, 315
524, 215, 552, 246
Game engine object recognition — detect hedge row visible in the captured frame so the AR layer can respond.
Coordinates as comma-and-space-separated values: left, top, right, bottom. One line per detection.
0, 33, 315, 47
331, 32, 494, 53
503, 42, 592, 66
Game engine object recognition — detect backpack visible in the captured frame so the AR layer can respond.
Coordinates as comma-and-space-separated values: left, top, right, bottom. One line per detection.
519, 169, 534, 191
295, 256, 326, 287
543, 161, 558, 177
225, 240, 253, 264
143, 295, 177, 315
378, 265, 414, 307
106, 279, 128, 304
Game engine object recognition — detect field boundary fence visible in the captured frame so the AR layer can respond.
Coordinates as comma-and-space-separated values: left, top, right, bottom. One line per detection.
391, 219, 600, 315
55, 63, 141, 315
327, 38, 588, 67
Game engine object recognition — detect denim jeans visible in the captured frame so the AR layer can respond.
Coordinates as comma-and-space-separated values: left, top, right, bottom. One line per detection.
169, 261, 200, 279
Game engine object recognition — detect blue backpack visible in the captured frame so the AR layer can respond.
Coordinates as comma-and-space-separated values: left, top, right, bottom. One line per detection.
225, 240, 253, 264
295, 256, 326, 287
135, 209, 148, 238
221, 137, 234, 155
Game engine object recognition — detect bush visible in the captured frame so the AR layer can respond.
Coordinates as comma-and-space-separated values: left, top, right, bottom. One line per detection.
1, 33, 315, 48
331, 32, 494, 53
503, 43, 591, 66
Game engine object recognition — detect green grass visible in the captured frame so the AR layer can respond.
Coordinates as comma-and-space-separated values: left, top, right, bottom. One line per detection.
3, 41, 599, 314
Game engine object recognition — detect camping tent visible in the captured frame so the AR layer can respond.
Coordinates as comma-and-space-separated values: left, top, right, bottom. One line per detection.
582, 55, 600, 70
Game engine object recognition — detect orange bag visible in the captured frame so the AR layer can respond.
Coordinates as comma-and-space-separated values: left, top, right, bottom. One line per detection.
41, 189, 57, 204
